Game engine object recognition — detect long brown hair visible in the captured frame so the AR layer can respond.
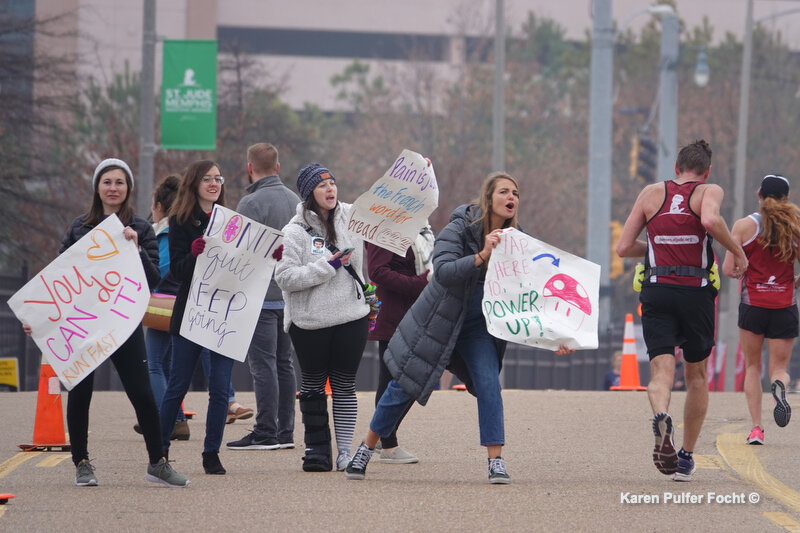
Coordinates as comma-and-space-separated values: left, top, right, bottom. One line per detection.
302, 194, 338, 245
472, 172, 519, 237
84, 164, 135, 226
760, 196, 800, 261
170, 160, 226, 224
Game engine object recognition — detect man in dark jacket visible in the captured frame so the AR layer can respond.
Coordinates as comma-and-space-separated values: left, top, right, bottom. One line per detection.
226, 143, 299, 450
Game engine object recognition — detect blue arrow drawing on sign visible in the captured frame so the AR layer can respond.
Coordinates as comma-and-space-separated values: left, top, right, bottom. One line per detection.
532, 253, 560, 267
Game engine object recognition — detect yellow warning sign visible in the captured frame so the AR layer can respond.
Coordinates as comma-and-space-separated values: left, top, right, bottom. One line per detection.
0, 358, 19, 392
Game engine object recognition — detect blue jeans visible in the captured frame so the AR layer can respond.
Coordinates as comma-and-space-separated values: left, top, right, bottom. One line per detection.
371, 281, 504, 447
370, 379, 414, 438
201, 349, 235, 403
161, 335, 234, 454
144, 328, 185, 422
455, 281, 504, 446
247, 309, 296, 441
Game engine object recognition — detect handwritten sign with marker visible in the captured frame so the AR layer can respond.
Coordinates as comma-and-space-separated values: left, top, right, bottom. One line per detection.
348, 149, 438, 255
482, 228, 599, 350
7, 215, 148, 390
179, 205, 283, 362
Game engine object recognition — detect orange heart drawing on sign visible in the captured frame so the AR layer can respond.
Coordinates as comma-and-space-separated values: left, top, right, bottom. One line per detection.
86, 229, 119, 261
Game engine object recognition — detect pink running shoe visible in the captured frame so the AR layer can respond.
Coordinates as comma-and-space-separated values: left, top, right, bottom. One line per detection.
745, 426, 764, 445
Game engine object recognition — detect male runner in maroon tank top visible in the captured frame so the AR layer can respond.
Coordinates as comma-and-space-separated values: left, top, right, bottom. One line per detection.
616, 140, 748, 481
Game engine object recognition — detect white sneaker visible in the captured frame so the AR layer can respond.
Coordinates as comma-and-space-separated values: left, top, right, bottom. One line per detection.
336, 450, 351, 472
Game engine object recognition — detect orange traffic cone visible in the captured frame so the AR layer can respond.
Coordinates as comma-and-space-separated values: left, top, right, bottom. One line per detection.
610, 313, 647, 391
18, 363, 71, 451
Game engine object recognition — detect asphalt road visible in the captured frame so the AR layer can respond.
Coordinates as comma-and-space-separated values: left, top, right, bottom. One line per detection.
1, 388, 799, 532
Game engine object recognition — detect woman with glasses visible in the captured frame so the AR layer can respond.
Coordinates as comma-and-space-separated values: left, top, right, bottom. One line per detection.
275, 163, 370, 472
158, 160, 234, 475
723, 174, 800, 445
23, 158, 189, 488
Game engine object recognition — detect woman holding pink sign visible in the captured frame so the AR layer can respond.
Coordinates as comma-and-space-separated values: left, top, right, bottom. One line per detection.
159, 159, 235, 476
24, 158, 189, 488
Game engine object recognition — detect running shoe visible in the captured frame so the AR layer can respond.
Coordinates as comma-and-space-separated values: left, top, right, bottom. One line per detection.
772, 379, 792, 428
652, 413, 678, 475
672, 455, 695, 482
745, 426, 764, 445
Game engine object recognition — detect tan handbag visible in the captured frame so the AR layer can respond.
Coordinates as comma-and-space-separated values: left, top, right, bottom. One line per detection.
142, 293, 175, 332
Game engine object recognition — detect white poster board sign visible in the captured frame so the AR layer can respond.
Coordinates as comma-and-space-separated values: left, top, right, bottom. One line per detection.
7, 215, 148, 390
482, 228, 600, 350
179, 205, 283, 361
348, 149, 438, 255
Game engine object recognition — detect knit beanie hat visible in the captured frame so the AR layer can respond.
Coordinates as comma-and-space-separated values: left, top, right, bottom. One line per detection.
93, 158, 134, 190
296, 163, 334, 202
759, 174, 789, 199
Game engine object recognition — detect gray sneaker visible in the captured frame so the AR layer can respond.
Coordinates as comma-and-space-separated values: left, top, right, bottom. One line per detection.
378, 446, 419, 464
488, 457, 510, 484
145, 458, 190, 488
336, 450, 351, 472
75, 459, 98, 486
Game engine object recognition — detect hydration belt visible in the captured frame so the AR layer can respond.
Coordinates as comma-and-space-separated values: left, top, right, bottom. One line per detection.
644, 265, 710, 280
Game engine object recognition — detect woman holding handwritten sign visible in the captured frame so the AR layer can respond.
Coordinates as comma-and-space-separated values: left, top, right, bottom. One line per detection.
159, 159, 234, 476
345, 172, 572, 484
275, 163, 370, 472
24, 158, 189, 488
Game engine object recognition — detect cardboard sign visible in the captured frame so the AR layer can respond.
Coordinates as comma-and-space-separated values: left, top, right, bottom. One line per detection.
7, 215, 148, 390
482, 228, 600, 350
179, 205, 282, 361
348, 149, 438, 255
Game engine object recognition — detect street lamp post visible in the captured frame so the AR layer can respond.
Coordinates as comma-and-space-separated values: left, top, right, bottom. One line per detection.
492, 0, 505, 173
587, 0, 613, 332
656, 13, 679, 182
138, 0, 156, 213
588, 2, 675, 333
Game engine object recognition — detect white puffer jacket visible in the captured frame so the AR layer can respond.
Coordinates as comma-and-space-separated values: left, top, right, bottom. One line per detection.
275, 202, 369, 331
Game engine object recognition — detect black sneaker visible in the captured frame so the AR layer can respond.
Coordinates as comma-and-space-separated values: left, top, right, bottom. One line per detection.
226, 432, 280, 450
652, 413, 678, 475
488, 457, 510, 484
772, 380, 792, 428
345, 442, 374, 480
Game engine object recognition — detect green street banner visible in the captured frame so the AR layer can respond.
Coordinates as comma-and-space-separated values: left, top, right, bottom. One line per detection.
161, 40, 217, 150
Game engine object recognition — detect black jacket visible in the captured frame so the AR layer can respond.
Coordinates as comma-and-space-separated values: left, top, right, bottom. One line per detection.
168, 205, 209, 336
59, 214, 160, 290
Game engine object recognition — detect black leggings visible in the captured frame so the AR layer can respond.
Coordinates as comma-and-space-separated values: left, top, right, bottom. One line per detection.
375, 340, 413, 449
67, 325, 162, 465
290, 316, 368, 454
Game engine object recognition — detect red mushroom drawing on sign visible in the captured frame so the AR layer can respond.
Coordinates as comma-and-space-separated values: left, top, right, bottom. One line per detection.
542, 273, 592, 331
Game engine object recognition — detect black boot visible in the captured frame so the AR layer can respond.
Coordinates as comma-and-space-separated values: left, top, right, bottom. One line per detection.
202, 451, 226, 475
298, 391, 332, 472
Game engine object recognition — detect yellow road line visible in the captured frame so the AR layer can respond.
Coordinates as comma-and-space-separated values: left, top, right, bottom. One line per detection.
694, 454, 724, 469
764, 512, 800, 532
36, 455, 71, 468
0, 507, 5, 519
717, 433, 800, 512
0, 453, 41, 479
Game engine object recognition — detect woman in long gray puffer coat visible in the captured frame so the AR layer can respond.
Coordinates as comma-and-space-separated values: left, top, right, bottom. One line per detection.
345, 172, 573, 484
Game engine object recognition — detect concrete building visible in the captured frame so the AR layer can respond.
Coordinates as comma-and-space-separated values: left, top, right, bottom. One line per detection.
31, 0, 800, 111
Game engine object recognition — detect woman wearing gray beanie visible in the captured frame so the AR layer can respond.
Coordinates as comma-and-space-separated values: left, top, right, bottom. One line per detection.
275, 163, 370, 472
23, 157, 190, 488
